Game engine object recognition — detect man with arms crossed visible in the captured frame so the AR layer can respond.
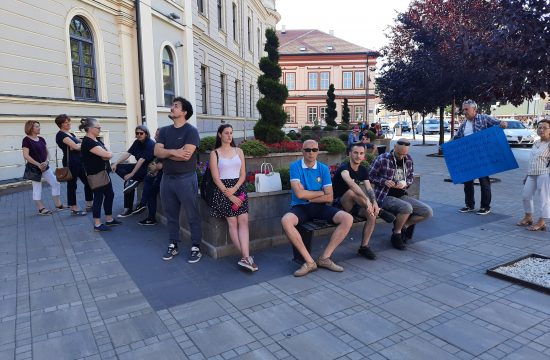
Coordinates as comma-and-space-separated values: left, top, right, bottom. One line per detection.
155, 97, 202, 263
281, 140, 353, 277
332, 143, 380, 260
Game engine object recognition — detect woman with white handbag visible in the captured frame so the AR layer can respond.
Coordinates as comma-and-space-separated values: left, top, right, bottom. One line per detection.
209, 124, 257, 272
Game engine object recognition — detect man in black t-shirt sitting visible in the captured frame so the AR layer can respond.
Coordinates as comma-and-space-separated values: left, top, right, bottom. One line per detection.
332, 143, 381, 259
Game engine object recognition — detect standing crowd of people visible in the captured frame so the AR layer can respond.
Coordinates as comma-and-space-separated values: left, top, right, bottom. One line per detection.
20, 98, 549, 275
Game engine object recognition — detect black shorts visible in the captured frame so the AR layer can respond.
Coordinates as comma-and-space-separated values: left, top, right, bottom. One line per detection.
332, 197, 361, 216
289, 203, 341, 225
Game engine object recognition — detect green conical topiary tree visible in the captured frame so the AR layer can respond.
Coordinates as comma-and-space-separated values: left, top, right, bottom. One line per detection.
325, 84, 337, 127
342, 98, 350, 124
253, 28, 288, 144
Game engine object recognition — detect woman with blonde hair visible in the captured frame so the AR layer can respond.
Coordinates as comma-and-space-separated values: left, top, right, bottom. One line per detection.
517, 119, 550, 231
209, 124, 257, 271
22, 120, 66, 215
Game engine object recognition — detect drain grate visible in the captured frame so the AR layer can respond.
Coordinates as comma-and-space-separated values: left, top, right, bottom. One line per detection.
487, 254, 550, 294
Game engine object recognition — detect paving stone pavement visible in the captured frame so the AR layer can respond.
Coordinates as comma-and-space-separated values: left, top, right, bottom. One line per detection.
0, 137, 549, 360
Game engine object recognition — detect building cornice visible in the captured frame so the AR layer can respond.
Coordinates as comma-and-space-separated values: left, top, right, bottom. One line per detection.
0, 95, 126, 109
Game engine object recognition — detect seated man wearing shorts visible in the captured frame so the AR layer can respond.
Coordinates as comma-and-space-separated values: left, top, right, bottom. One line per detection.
281, 140, 353, 277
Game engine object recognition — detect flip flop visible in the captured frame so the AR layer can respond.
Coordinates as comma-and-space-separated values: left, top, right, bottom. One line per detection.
38, 208, 52, 216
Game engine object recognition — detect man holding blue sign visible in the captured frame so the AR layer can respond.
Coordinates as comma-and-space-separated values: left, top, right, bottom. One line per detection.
454, 100, 507, 215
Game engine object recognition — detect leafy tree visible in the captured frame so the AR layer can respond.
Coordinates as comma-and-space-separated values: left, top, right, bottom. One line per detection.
342, 98, 350, 124
325, 84, 338, 127
253, 28, 288, 143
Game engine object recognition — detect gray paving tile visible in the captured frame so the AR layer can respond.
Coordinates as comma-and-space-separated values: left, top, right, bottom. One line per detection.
0, 348, 14, 360
29, 269, 74, 290
0, 297, 16, 318
428, 317, 507, 355
96, 292, 150, 319
419, 283, 479, 307
279, 327, 353, 360
412, 258, 465, 275
268, 276, 319, 295
0, 279, 16, 296
32, 329, 98, 360
469, 243, 514, 256
170, 297, 227, 327
248, 303, 309, 335
379, 268, 429, 287
0, 252, 15, 266
341, 277, 396, 301
471, 302, 542, 333
88, 274, 136, 297
0, 264, 15, 280
0, 319, 15, 346
27, 257, 69, 274
343, 257, 395, 273
408, 240, 450, 254
236, 348, 277, 360
297, 289, 356, 316
105, 312, 168, 347
75, 248, 117, 265
505, 288, 550, 314
380, 336, 460, 360
334, 310, 402, 345
502, 346, 550, 360
223, 284, 277, 309
440, 249, 490, 266
27, 245, 64, 260
30, 285, 81, 310
31, 306, 88, 336
82, 261, 126, 279
454, 272, 510, 293
380, 297, 444, 325
534, 332, 550, 347
117, 338, 185, 360
188, 319, 254, 357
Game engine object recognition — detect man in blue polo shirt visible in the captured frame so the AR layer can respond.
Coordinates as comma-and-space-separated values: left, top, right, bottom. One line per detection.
281, 140, 353, 277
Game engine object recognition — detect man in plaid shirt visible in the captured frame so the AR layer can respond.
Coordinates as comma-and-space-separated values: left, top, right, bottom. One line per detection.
454, 100, 507, 215
369, 139, 433, 250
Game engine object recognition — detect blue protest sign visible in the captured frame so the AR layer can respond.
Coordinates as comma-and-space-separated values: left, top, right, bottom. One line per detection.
441, 126, 519, 184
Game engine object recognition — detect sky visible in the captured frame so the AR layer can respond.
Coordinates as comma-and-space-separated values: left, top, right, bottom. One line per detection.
274, 0, 412, 52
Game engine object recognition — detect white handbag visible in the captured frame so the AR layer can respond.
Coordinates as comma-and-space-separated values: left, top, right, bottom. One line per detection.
255, 163, 282, 192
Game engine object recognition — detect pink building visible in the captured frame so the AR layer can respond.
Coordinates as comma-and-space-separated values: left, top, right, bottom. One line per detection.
277, 29, 379, 129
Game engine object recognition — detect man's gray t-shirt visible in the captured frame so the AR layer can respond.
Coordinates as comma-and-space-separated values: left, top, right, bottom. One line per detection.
158, 123, 200, 175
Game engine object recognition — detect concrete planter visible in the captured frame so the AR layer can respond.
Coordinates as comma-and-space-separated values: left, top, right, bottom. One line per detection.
301, 129, 348, 139
157, 175, 421, 259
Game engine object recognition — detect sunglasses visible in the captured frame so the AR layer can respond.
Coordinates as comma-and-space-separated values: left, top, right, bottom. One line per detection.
397, 141, 410, 146
303, 148, 319, 153
135, 132, 145, 135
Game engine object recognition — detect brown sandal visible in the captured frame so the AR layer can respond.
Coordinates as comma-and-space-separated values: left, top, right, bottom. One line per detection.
527, 223, 547, 231
516, 218, 533, 226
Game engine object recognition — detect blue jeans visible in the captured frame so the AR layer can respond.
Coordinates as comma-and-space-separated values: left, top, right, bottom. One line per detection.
139, 171, 162, 219
160, 172, 202, 247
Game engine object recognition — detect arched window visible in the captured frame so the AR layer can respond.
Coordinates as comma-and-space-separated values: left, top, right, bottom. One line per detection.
70, 16, 97, 101
162, 47, 175, 106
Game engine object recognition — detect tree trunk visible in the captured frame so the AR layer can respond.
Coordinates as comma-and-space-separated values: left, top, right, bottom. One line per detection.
438, 106, 444, 155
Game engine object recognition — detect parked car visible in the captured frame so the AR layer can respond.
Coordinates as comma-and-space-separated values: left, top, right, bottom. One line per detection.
415, 119, 441, 134
502, 119, 538, 146
394, 121, 411, 132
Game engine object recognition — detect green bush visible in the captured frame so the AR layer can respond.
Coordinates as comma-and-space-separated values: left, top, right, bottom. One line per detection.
323, 125, 335, 131
339, 133, 349, 142
283, 135, 292, 141
287, 131, 299, 140
276, 167, 291, 190
301, 125, 312, 130
311, 125, 322, 130
199, 136, 216, 153
301, 134, 312, 142
239, 140, 269, 156
337, 123, 349, 131
319, 136, 346, 154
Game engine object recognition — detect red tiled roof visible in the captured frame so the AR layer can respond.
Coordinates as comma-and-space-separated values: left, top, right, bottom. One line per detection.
276, 29, 376, 55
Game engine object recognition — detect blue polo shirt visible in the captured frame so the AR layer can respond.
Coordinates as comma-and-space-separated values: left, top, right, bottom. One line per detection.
289, 159, 332, 206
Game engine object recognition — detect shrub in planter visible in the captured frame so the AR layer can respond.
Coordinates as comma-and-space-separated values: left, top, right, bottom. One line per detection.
301, 125, 312, 130
319, 136, 346, 154
337, 123, 349, 131
287, 131, 299, 140
339, 133, 349, 143
199, 136, 216, 153
311, 125, 322, 130
301, 134, 312, 142
276, 167, 291, 190
365, 130, 377, 142
323, 125, 335, 131
267, 140, 302, 153
239, 140, 270, 156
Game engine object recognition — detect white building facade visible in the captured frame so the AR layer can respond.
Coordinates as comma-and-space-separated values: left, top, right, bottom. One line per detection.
0, 0, 279, 181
